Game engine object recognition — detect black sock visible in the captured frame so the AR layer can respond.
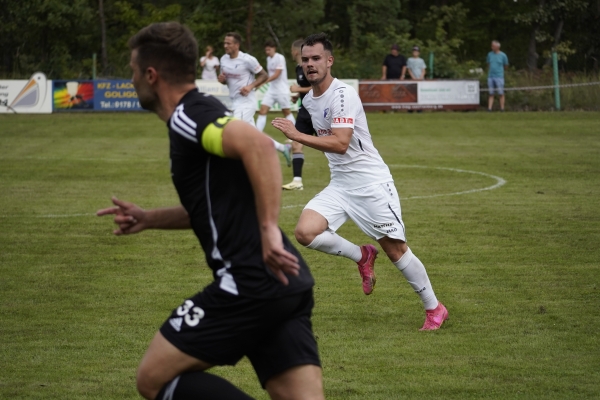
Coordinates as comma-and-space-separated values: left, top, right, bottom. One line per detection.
155, 371, 255, 400
292, 153, 304, 178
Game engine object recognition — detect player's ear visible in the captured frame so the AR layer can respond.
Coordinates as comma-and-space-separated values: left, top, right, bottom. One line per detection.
145, 67, 159, 85
327, 55, 334, 68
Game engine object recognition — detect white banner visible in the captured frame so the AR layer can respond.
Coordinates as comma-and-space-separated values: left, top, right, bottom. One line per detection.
417, 80, 479, 105
0, 73, 52, 114
196, 79, 359, 112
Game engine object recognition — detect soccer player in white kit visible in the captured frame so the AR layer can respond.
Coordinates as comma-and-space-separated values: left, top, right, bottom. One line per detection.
272, 33, 448, 331
218, 32, 267, 125
256, 40, 294, 165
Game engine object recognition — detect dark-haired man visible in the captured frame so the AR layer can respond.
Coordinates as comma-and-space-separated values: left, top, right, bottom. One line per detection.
382, 44, 407, 80
282, 38, 312, 191
98, 22, 323, 400
218, 32, 267, 126
273, 33, 448, 331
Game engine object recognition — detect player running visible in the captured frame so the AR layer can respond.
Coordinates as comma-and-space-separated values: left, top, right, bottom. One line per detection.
272, 33, 448, 331
218, 32, 265, 125
98, 23, 324, 400
255, 40, 293, 166
282, 39, 312, 191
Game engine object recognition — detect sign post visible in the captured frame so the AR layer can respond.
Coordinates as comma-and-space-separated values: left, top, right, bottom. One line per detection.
429, 52, 434, 79
552, 51, 561, 111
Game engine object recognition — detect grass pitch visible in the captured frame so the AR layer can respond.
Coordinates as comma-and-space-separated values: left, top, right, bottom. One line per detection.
1, 111, 599, 399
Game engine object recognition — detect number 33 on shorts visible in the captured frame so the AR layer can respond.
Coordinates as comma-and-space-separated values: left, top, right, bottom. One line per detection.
176, 299, 205, 327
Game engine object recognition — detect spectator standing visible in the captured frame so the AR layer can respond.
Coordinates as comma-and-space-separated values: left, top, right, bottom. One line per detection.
486, 40, 509, 111
199, 45, 219, 80
406, 46, 426, 80
381, 44, 407, 80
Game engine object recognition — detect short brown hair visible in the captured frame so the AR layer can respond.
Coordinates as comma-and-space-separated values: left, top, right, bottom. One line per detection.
225, 32, 242, 45
128, 22, 198, 84
292, 39, 304, 49
264, 40, 276, 48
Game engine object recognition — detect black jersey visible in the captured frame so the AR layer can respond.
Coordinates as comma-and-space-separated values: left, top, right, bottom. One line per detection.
295, 65, 311, 100
167, 89, 314, 298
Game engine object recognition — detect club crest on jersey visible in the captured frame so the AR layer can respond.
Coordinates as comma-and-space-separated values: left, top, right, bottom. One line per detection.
323, 108, 330, 118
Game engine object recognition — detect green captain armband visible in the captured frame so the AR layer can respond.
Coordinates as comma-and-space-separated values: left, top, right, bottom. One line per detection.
201, 116, 235, 157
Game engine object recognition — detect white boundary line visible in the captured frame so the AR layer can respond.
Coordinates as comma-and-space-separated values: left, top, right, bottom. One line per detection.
387, 164, 507, 199
281, 165, 507, 210
1, 165, 505, 218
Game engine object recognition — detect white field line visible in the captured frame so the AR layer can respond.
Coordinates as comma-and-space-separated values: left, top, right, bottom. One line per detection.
387, 164, 507, 199
0, 165, 505, 218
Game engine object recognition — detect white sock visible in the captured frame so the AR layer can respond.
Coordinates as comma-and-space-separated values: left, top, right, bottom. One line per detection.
285, 113, 296, 124
306, 229, 362, 262
272, 138, 286, 152
256, 114, 267, 132
293, 177, 302, 183
393, 248, 438, 310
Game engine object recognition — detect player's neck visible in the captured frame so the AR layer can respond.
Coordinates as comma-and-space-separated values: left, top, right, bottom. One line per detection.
229, 50, 240, 59
155, 83, 197, 122
311, 74, 334, 97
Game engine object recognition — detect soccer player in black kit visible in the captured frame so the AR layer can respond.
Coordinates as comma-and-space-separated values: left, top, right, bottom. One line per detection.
282, 39, 313, 191
97, 23, 324, 400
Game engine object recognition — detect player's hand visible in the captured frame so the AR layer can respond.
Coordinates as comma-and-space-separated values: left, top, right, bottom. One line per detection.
291, 95, 299, 103
271, 118, 299, 141
290, 84, 301, 93
380, 75, 386, 80
217, 73, 227, 84
240, 85, 252, 96
96, 197, 148, 235
261, 224, 300, 286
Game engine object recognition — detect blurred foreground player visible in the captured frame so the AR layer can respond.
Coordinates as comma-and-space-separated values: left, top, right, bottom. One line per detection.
273, 33, 448, 331
97, 22, 323, 400
282, 39, 312, 191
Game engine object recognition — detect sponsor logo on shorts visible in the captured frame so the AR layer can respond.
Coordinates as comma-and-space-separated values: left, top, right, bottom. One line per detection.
169, 317, 183, 332
333, 117, 353, 124
386, 228, 398, 233
373, 222, 394, 229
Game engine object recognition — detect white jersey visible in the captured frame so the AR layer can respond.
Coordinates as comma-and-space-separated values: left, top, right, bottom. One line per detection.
220, 52, 263, 102
200, 56, 220, 80
302, 78, 393, 189
266, 53, 288, 93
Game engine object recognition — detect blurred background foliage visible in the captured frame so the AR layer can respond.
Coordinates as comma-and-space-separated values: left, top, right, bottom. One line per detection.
1, 0, 598, 83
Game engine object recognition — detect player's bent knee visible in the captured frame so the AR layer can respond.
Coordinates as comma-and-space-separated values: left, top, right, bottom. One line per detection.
294, 226, 317, 247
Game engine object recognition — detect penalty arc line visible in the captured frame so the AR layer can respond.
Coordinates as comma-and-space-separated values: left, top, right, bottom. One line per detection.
1, 166, 506, 218
282, 165, 507, 209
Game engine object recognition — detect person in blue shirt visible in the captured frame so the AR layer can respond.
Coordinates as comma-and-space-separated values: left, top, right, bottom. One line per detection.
486, 40, 509, 111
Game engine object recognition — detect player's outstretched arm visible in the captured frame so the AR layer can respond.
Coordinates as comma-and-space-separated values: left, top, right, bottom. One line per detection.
221, 120, 300, 285
272, 118, 352, 154
97, 197, 190, 235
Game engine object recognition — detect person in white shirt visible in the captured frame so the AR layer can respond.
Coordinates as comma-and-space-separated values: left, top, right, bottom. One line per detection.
272, 33, 448, 331
256, 40, 293, 165
217, 32, 267, 126
199, 45, 220, 80
406, 45, 427, 80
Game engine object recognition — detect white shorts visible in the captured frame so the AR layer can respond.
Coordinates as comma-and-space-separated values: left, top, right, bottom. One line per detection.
232, 98, 256, 126
261, 91, 291, 110
304, 181, 406, 241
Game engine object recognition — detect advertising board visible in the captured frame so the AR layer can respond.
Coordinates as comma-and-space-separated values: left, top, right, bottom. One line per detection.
359, 80, 479, 111
0, 72, 52, 114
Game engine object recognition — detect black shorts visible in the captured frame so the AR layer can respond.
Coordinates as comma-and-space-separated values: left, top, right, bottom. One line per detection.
160, 284, 320, 388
